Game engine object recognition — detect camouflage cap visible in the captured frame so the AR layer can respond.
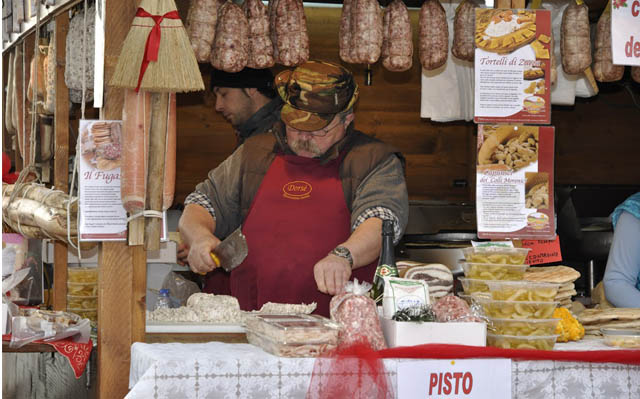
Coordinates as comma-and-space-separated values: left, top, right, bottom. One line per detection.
275, 61, 358, 132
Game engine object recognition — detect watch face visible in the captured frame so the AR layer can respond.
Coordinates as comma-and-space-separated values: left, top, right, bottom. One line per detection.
335, 247, 349, 256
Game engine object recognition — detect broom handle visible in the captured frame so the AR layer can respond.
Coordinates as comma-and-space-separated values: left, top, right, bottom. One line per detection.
144, 92, 169, 251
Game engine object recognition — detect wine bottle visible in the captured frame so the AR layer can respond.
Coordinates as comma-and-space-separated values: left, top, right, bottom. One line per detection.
371, 219, 399, 305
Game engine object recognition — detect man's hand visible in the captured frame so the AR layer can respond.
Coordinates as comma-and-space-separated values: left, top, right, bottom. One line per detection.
177, 243, 190, 266
186, 235, 221, 275
314, 254, 352, 296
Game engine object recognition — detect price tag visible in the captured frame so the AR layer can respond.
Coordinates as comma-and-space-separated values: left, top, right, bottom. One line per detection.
397, 358, 511, 399
519, 237, 562, 265
612, 0, 640, 66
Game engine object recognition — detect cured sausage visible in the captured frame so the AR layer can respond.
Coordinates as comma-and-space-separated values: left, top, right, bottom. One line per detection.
561, 3, 591, 75
350, 0, 383, 64
268, 0, 281, 63
419, 0, 448, 71
45, 37, 56, 115
211, 2, 249, 73
5, 50, 15, 136
163, 93, 176, 211
550, 32, 557, 86
593, 11, 623, 83
330, 290, 387, 350
452, 0, 476, 62
14, 46, 24, 160
632, 67, 640, 84
121, 89, 150, 214
339, 0, 355, 63
381, 0, 413, 72
432, 295, 482, 322
186, 0, 224, 63
274, 0, 309, 66
243, 0, 275, 68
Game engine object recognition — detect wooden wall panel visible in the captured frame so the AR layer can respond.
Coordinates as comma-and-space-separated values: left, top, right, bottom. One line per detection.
173, 5, 640, 206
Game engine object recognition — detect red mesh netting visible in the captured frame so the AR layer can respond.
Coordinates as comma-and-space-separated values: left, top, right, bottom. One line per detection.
306, 341, 394, 399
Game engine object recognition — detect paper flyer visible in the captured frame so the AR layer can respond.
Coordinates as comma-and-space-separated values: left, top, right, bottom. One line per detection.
611, 0, 640, 66
474, 9, 552, 124
78, 119, 127, 241
476, 125, 556, 240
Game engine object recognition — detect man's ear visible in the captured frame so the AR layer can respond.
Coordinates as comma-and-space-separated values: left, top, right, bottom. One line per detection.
242, 87, 258, 98
344, 112, 355, 125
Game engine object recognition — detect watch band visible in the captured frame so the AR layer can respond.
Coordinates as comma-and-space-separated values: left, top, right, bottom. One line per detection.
330, 246, 353, 268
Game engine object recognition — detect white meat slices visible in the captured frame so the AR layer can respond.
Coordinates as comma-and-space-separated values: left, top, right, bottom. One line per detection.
560, 2, 591, 75
381, 0, 413, 72
339, 0, 355, 63
593, 12, 623, 83
273, 0, 309, 66
451, 0, 476, 62
419, 0, 448, 71
185, 0, 224, 63
244, 0, 274, 68
211, 2, 249, 73
350, 0, 383, 64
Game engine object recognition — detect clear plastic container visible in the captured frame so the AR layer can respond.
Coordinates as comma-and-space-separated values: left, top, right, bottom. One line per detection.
68, 267, 98, 283
487, 333, 558, 350
488, 317, 560, 336
246, 329, 337, 357
461, 262, 529, 280
485, 280, 560, 301
462, 247, 531, 265
458, 277, 491, 294
601, 329, 640, 348
245, 314, 340, 345
476, 298, 557, 319
67, 282, 98, 296
67, 308, 97, 321
66, 295, 98, 309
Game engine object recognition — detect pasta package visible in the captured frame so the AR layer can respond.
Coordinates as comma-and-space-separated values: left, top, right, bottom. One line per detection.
487, 333, 558, 350
477, 298, 557, 319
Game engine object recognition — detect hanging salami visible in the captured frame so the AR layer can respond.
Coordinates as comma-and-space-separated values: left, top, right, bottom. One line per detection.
381, 0, 413, 72
419, 0, 448, 70
243, 0, 275, 68
211, 2, 249, 73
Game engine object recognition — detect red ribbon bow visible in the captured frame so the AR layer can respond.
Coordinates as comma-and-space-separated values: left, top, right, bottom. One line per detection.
134, 8, 180, 92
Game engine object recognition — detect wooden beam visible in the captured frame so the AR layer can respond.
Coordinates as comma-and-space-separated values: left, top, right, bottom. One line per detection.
98, 0, 144, 398
52, 12, 70, 312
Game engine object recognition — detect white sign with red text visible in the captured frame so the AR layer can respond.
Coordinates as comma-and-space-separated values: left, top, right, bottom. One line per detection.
397, 358, 511, 399
612, 0, 640, 65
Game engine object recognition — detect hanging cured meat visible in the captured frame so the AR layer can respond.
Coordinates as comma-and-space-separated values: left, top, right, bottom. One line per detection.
452, 0, 476, 62
561, 2, 591, 75
211, 2, 249, 73
593, 11, 623, 82
632, 67, 640, 84
419, 0, 448, 71
350, 0, 383, 64
268, 0, 281, 63
339, 0, 355, 63
274, 0, 309, 66
243, 0, 274, 68
186, 0, 224, 63
381, 0, 412, 72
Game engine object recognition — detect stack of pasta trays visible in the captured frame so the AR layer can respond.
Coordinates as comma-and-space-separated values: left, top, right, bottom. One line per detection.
67, 267, 98, 322
458, 246, 561, 350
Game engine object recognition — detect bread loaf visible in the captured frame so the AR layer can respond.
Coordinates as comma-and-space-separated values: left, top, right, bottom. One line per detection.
381, 0, 413, 72
419, 0, 448, 70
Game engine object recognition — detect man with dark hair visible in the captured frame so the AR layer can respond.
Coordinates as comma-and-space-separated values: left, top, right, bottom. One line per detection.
179, 61, 408, 316
209, 67, 282, 145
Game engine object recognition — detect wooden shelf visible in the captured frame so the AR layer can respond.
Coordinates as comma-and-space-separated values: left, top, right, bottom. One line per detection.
2, 340, 56, 353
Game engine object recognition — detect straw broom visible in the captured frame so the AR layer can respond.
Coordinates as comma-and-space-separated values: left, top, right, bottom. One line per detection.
110, 0, 203, 250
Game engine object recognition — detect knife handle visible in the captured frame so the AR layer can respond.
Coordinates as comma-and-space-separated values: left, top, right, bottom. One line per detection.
209, 252, 221, 268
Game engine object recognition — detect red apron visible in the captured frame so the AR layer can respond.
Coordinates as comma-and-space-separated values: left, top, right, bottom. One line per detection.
216, 153, 376, 316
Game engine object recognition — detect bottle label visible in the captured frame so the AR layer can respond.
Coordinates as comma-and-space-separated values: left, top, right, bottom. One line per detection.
375, 265, 397, 278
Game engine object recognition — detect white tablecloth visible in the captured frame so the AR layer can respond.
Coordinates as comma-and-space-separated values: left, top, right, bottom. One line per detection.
127, 340, 640, 399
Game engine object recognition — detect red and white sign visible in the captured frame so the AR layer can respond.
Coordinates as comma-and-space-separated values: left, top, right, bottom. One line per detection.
397, 358, 511, 399
612, 0, 640, 66
520, 237, 562, 265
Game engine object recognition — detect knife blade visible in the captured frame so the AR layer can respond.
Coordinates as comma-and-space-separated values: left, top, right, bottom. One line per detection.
209, 227, 248, 272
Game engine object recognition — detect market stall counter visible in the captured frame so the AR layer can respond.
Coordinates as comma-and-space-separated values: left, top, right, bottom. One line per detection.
127, 339, 640, 399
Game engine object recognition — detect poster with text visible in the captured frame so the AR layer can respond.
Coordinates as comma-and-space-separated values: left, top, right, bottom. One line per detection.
476, 125, 555, 240
78, 119, 127, 241
611, 0, 640, 66
474, 9, 552, 124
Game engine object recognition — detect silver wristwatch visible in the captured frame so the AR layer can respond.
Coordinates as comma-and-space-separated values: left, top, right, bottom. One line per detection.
330, 246, 353, 268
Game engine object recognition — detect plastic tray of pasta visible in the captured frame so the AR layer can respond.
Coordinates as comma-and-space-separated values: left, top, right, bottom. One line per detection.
487, 333, 558, 350
476, 298, 557, 319
601, 329, 640, 348
67, 282, 98, 296
66, 295, 98, 309
246, 329, 337, 357
488, 318, 559, 336
67, 267, 98, 283
458, 277, 491, 295
462, 247, 530, 265
461, 262, 530, 280
485, 280, 560, 301
244, 314, 340, 345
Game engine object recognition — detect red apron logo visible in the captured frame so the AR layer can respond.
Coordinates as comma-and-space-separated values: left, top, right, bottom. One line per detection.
283, 180, 312, 200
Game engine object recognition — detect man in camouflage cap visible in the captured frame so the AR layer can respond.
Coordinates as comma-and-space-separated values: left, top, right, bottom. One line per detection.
179, 61, 408, 317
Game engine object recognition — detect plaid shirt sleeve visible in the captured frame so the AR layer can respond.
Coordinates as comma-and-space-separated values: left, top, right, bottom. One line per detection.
352, 206, 402, 244
184, 191, 216, 220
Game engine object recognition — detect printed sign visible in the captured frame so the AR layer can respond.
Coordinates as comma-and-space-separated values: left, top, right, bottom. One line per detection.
78, 119, 127, 241
611, 0, 640, 66
476, 125, 556, 240
397, 358, 511, 399
474, 9, 552, 124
